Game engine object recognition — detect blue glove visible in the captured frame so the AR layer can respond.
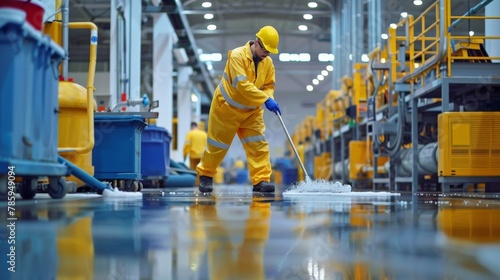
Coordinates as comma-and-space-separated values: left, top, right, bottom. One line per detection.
265, 98, 281, 115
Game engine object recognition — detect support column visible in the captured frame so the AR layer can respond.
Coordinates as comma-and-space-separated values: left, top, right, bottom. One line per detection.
125, 0, 142, 111
341, 0, 352, 77
331, 0, 342, 90
173, 66, 194, 161
109, 0, 118, 108
109, 0, 141, 110
152, 14, 177, 134
485, 0, 500, 62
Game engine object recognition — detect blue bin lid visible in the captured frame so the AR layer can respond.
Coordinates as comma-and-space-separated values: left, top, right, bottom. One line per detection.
94, 115, 145, 122
144, 125, 171, 137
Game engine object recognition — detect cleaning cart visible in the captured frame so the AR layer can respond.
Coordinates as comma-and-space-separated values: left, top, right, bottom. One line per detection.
0, 9, 68, 199
92, 113, 148, 192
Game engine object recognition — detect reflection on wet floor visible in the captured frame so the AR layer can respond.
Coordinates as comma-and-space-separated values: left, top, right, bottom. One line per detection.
1, 185, 500, 280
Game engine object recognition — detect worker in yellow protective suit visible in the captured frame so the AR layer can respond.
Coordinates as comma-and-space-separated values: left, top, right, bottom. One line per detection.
197, 26, 281, 193
183, 122, 208, 185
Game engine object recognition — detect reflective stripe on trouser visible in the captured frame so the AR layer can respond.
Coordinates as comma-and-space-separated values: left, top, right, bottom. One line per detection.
197, 92, 271, 185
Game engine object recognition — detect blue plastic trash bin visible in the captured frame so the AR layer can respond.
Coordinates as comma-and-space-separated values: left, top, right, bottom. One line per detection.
282, 168, 298, 185
0, 9, 66, 176
141, 125, 171, 178
92, 115, 147, 180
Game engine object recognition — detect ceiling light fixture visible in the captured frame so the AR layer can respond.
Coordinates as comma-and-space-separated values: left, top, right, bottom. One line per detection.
318, 53, 334, 62
204, 13, 214, 19
326, 65, 333, 71
381, 33, 389, 40
321, 70, 328, 76
469, 30, 474, 36
298, 25, 308, 31
303, 14, 313, 20
400, 12, 408, 18
191, 93, 199, 102
390, 23, 397, 29
207, 24, 217, 30
202, 2, 212, 8
312, 79, 319, 85
413, 0, 423, 5
308, 2, 318, 8
306, 85, 313, 91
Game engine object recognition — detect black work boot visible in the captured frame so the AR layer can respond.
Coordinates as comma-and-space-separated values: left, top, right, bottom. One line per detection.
199, 176, 213, 193
253, 181, 275, 193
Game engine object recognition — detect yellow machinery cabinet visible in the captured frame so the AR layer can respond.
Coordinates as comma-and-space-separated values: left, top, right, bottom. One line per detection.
349, 140, 388, 181
59, 81, 97, 186
438, 112, 500, 177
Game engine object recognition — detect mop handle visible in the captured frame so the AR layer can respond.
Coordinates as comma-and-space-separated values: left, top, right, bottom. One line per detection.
277, 113, 310, 179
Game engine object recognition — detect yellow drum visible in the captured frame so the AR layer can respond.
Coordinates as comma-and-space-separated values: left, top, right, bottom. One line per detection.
58, 81, 96, 186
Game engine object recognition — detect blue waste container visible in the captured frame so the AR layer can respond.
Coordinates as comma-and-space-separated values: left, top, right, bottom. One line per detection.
0, 10, 67, 177
282, 168, 298, 185
141, 125, 171, 187
92, 115, 147, 183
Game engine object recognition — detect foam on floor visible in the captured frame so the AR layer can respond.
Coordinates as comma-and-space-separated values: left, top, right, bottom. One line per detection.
283, 179, 400, 197
102, 187, 143, 198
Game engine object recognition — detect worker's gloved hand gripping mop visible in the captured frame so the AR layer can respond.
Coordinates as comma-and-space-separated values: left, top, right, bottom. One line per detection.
276, 113, 351, 196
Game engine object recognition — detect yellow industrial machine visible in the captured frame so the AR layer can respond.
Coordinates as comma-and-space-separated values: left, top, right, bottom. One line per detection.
44, 15, 98, 189
280, 0, 500, 191
349, 140, 388, 182
438, 112, 500, 177
58, 81, 97, 186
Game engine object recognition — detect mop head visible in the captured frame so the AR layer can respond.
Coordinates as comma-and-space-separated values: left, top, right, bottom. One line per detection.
102, 187, 143, 198
283, 178, 400, 197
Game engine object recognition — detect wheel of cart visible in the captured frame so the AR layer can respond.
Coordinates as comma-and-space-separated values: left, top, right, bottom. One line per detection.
122, 179, 139, 192
141, 176, 168, 189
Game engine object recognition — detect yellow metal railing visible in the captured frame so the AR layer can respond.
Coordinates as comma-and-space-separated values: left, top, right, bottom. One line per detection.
396, 0, 500, 83
406, 0, 442, 87
447, 13, 500, 75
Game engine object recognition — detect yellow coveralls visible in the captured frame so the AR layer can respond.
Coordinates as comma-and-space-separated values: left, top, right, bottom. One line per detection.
197, 41, 276, 186
183, 128, 208, 170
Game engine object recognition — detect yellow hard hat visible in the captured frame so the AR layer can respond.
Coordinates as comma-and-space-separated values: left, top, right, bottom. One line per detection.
256, 26, 279, 54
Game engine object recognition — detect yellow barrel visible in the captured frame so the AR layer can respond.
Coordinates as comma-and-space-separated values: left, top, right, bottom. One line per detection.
58, 81, 96, 186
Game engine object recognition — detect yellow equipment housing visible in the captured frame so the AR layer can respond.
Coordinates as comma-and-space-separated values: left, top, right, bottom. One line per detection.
58, 82, 97, 185
349, 140, 388, 181
438, 112, 500, 177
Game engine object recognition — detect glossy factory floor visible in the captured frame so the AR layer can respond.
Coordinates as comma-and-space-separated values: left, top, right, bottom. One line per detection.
1, 184, 500, 280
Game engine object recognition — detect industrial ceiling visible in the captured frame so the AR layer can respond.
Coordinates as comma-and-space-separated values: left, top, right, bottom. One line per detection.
66, 0, 486, 110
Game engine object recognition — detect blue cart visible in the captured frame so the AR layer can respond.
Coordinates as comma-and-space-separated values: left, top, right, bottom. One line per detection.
92, 114, 147, 191
0, 11, 68, 199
